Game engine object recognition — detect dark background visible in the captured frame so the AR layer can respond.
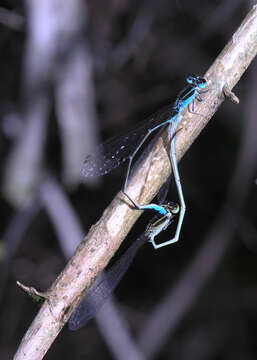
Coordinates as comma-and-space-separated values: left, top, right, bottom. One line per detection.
0, 0, 257, 359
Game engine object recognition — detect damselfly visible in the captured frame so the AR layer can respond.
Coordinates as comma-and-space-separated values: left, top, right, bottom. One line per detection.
69, 201, 179, 330
82, 75, 207, 191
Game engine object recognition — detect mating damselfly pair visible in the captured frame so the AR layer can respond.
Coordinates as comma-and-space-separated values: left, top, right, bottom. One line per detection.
69, 74, 207, 330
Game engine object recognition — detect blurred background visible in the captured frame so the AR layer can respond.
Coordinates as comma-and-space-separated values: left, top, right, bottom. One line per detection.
1, 0, 257, 359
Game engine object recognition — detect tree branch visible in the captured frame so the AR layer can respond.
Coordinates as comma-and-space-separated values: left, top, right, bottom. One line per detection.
14, 5, 257, 360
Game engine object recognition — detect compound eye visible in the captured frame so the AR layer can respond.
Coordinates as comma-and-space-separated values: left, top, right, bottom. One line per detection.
168, 202, 180, 214
174, 204, 180, 214
186, 74, 197, 85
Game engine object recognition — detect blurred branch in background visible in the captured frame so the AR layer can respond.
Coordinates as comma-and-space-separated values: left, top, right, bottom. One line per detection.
39, 177, 83, 257
54, 2, 99, 187
3, 0, 99, 208
0, 200, 40, 303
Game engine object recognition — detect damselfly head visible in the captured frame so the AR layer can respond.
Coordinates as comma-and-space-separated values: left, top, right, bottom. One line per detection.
145, 202, 179, 241
166, 202, 180, 214
159, 201, 180, 215
186, 74, 207, 89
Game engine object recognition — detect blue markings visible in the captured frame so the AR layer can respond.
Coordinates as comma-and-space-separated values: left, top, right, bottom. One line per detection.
122, 75, 207, 191
69, 201, 179, 330
82, 75, 207, 182
123, 75, 207, 248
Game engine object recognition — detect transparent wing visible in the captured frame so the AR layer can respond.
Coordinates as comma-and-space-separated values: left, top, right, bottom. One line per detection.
69, 231, 148, 330
82, 104, 174, 177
